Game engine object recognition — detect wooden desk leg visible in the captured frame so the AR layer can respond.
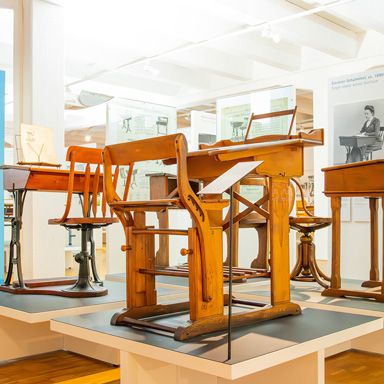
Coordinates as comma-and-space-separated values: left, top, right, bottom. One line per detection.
330, 197, 341, 289
156, 209, 169, 267
188, 226, 224, 322
150, 176, 171, 267
269, 176, 292, 306
127, 212, 156, 309
3, 189, 25, 288
362, 198, 379, 287
224, 183, 239, 267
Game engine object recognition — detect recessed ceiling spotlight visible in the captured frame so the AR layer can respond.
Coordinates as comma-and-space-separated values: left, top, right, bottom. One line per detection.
272, 33, 281, 44
261, 25, 273, 39
261, 24, 281, 44
84, 135, 92, 142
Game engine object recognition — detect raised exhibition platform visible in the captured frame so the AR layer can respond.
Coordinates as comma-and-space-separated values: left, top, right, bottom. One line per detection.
0, 280, 186, 363
51, 306, 382, 384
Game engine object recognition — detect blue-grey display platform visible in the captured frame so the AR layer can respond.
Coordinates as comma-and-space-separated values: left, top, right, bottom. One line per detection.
234, 279, 384, 316
106, 272, 268, 288
51, 306, 383, 382
107, 272, 190, 287
0, 280, 184, 323
0, 280, 185, 362
52, 307, 378, 364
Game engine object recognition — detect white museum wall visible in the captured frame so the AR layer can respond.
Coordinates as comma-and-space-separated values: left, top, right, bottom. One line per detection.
17, 0, 66, 279
304, 54, 384, 279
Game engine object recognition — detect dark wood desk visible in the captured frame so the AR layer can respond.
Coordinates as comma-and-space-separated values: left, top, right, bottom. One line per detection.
339, 135, 376, 163
322, 160, 384, 301
0, 165, 103, 291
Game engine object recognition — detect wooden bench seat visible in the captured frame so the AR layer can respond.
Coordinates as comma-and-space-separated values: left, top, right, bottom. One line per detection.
109, 199, 182, 212
48, 217, 119, 225
109, 198, 229, 212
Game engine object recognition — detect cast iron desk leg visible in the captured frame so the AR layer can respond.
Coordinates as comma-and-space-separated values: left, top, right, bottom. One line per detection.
4, 189, 26, 288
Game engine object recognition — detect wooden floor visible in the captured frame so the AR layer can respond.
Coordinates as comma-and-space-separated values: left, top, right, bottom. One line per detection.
0, 351, 119, 384
1, 349, 384, 383
326, 350, 384, 384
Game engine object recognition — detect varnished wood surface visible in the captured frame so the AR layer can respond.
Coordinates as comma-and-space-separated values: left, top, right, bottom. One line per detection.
0, 351, 119, 384
1, 165, 103, 193
323, 160, 384, 196
104, 132, 323, 340
322, 159, 384, 171
326, 350, 384, 384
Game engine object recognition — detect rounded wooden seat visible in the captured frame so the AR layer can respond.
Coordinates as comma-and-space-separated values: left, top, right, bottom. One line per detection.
109, 199, 182, 212
289, 216, 331, 234
290, 216, 331, 288
239, 213, 266, 228
109, 198, 229, 212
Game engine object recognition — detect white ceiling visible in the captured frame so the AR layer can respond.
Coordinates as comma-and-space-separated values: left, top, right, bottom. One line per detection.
2, 0, 384, 135
63, 0, 384, 108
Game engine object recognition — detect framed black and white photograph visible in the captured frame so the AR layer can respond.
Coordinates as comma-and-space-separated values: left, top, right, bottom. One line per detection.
333, 99, 384, 165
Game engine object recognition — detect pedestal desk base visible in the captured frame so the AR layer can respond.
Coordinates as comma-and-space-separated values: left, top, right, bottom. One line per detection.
0, 277, 108, 298
322, 287, 384, 302
112, 298, 301, 341
361, 280, 382, 288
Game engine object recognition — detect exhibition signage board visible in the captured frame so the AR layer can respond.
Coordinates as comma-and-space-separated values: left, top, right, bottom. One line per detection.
329, 69, 384, 223
0, 70, 4, 283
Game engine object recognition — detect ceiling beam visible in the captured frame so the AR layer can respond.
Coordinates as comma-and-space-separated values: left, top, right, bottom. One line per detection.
326, 0, 384, 35
122, 61, 215, 90
220, 0, 361, 59
208, 32, 301, 71
164, 46, 257, 81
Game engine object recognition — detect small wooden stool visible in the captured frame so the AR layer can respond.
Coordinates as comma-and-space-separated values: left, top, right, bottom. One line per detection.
289, 217, 331, 288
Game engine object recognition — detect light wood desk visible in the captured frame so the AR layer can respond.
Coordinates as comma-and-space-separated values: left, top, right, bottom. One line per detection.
106, 133, 323, 340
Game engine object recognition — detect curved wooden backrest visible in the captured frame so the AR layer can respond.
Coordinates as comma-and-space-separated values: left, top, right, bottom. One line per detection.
58, 146, 115, 223
66, 146, 104, 164
104, 134, 182, 165
290, 178, 313, 217
103, 134, 187, 203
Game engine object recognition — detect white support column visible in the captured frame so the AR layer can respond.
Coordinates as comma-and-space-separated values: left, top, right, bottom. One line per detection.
17, 0, 66, 279
313, 81, 330, 271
